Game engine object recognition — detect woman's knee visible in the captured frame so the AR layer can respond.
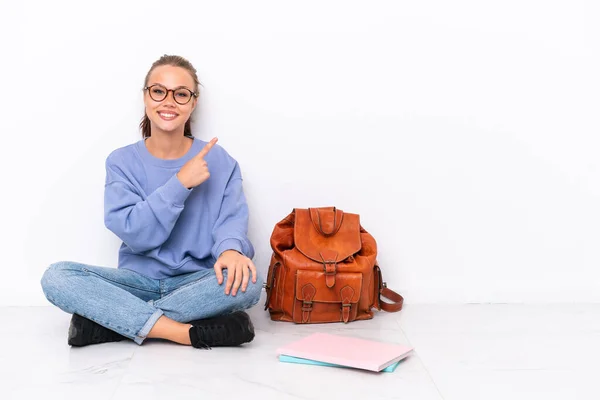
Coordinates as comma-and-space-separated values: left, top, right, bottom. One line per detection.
40, 261, 83, 300
237, 272, 264, 308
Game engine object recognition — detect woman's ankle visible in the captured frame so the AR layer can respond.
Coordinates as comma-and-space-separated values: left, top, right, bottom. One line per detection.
147, 316, 193, 345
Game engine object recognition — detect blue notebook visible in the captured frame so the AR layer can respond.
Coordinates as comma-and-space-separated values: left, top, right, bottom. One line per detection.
279, 354, 400, 372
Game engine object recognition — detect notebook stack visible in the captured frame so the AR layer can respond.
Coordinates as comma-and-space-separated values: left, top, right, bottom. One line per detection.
276, 332, 414, 373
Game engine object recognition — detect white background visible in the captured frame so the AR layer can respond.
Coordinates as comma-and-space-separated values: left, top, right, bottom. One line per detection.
1, 0, 599, 306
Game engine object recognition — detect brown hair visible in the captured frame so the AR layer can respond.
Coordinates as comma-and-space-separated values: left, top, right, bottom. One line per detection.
140, 55, 201, 138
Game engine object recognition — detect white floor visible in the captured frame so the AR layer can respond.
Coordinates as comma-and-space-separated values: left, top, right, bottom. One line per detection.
2, 299, 599, 400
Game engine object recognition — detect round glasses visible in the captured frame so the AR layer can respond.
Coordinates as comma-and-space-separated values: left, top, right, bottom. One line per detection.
144, 84, 198, 105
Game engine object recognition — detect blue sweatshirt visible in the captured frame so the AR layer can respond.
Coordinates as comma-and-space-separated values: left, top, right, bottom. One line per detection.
104, 137, 254, 279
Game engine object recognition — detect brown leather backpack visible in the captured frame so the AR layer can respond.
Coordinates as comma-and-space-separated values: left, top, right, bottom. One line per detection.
264, 206, 403, 323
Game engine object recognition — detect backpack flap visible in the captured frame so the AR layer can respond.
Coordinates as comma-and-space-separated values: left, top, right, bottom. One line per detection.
294, 207, 362, 267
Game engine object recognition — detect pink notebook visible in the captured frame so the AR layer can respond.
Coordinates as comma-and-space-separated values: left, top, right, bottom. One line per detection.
276, 332, 413, 372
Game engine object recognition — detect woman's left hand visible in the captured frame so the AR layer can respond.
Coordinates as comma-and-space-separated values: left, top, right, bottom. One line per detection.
214, 250, 257, 296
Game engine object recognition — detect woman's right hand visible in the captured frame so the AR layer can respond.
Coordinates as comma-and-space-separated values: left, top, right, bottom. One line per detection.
177, 137, 218, 189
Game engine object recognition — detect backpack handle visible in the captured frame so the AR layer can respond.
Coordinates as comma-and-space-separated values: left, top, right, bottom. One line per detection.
309, 207, 344, 237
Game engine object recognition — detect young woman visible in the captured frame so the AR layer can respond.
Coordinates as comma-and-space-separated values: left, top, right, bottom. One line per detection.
41, 55, 262, 349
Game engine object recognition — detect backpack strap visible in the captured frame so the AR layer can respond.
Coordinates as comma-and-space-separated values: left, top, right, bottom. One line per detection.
375, 265, 404, 312
263, 261, 280, 310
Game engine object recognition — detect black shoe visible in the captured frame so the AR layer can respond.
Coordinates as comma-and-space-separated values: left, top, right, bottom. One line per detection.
68, 314, 127, 347
188, 311, 255, 349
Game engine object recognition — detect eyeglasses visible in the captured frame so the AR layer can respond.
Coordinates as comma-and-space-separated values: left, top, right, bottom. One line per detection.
144, 84, 198, 105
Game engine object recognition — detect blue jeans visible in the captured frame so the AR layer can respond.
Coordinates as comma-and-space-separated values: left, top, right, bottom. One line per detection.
40, 261, 263, 345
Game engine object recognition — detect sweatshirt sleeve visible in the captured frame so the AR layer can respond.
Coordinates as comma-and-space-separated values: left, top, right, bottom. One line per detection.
104, 157, 192, 253
211, 162, 255, 260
